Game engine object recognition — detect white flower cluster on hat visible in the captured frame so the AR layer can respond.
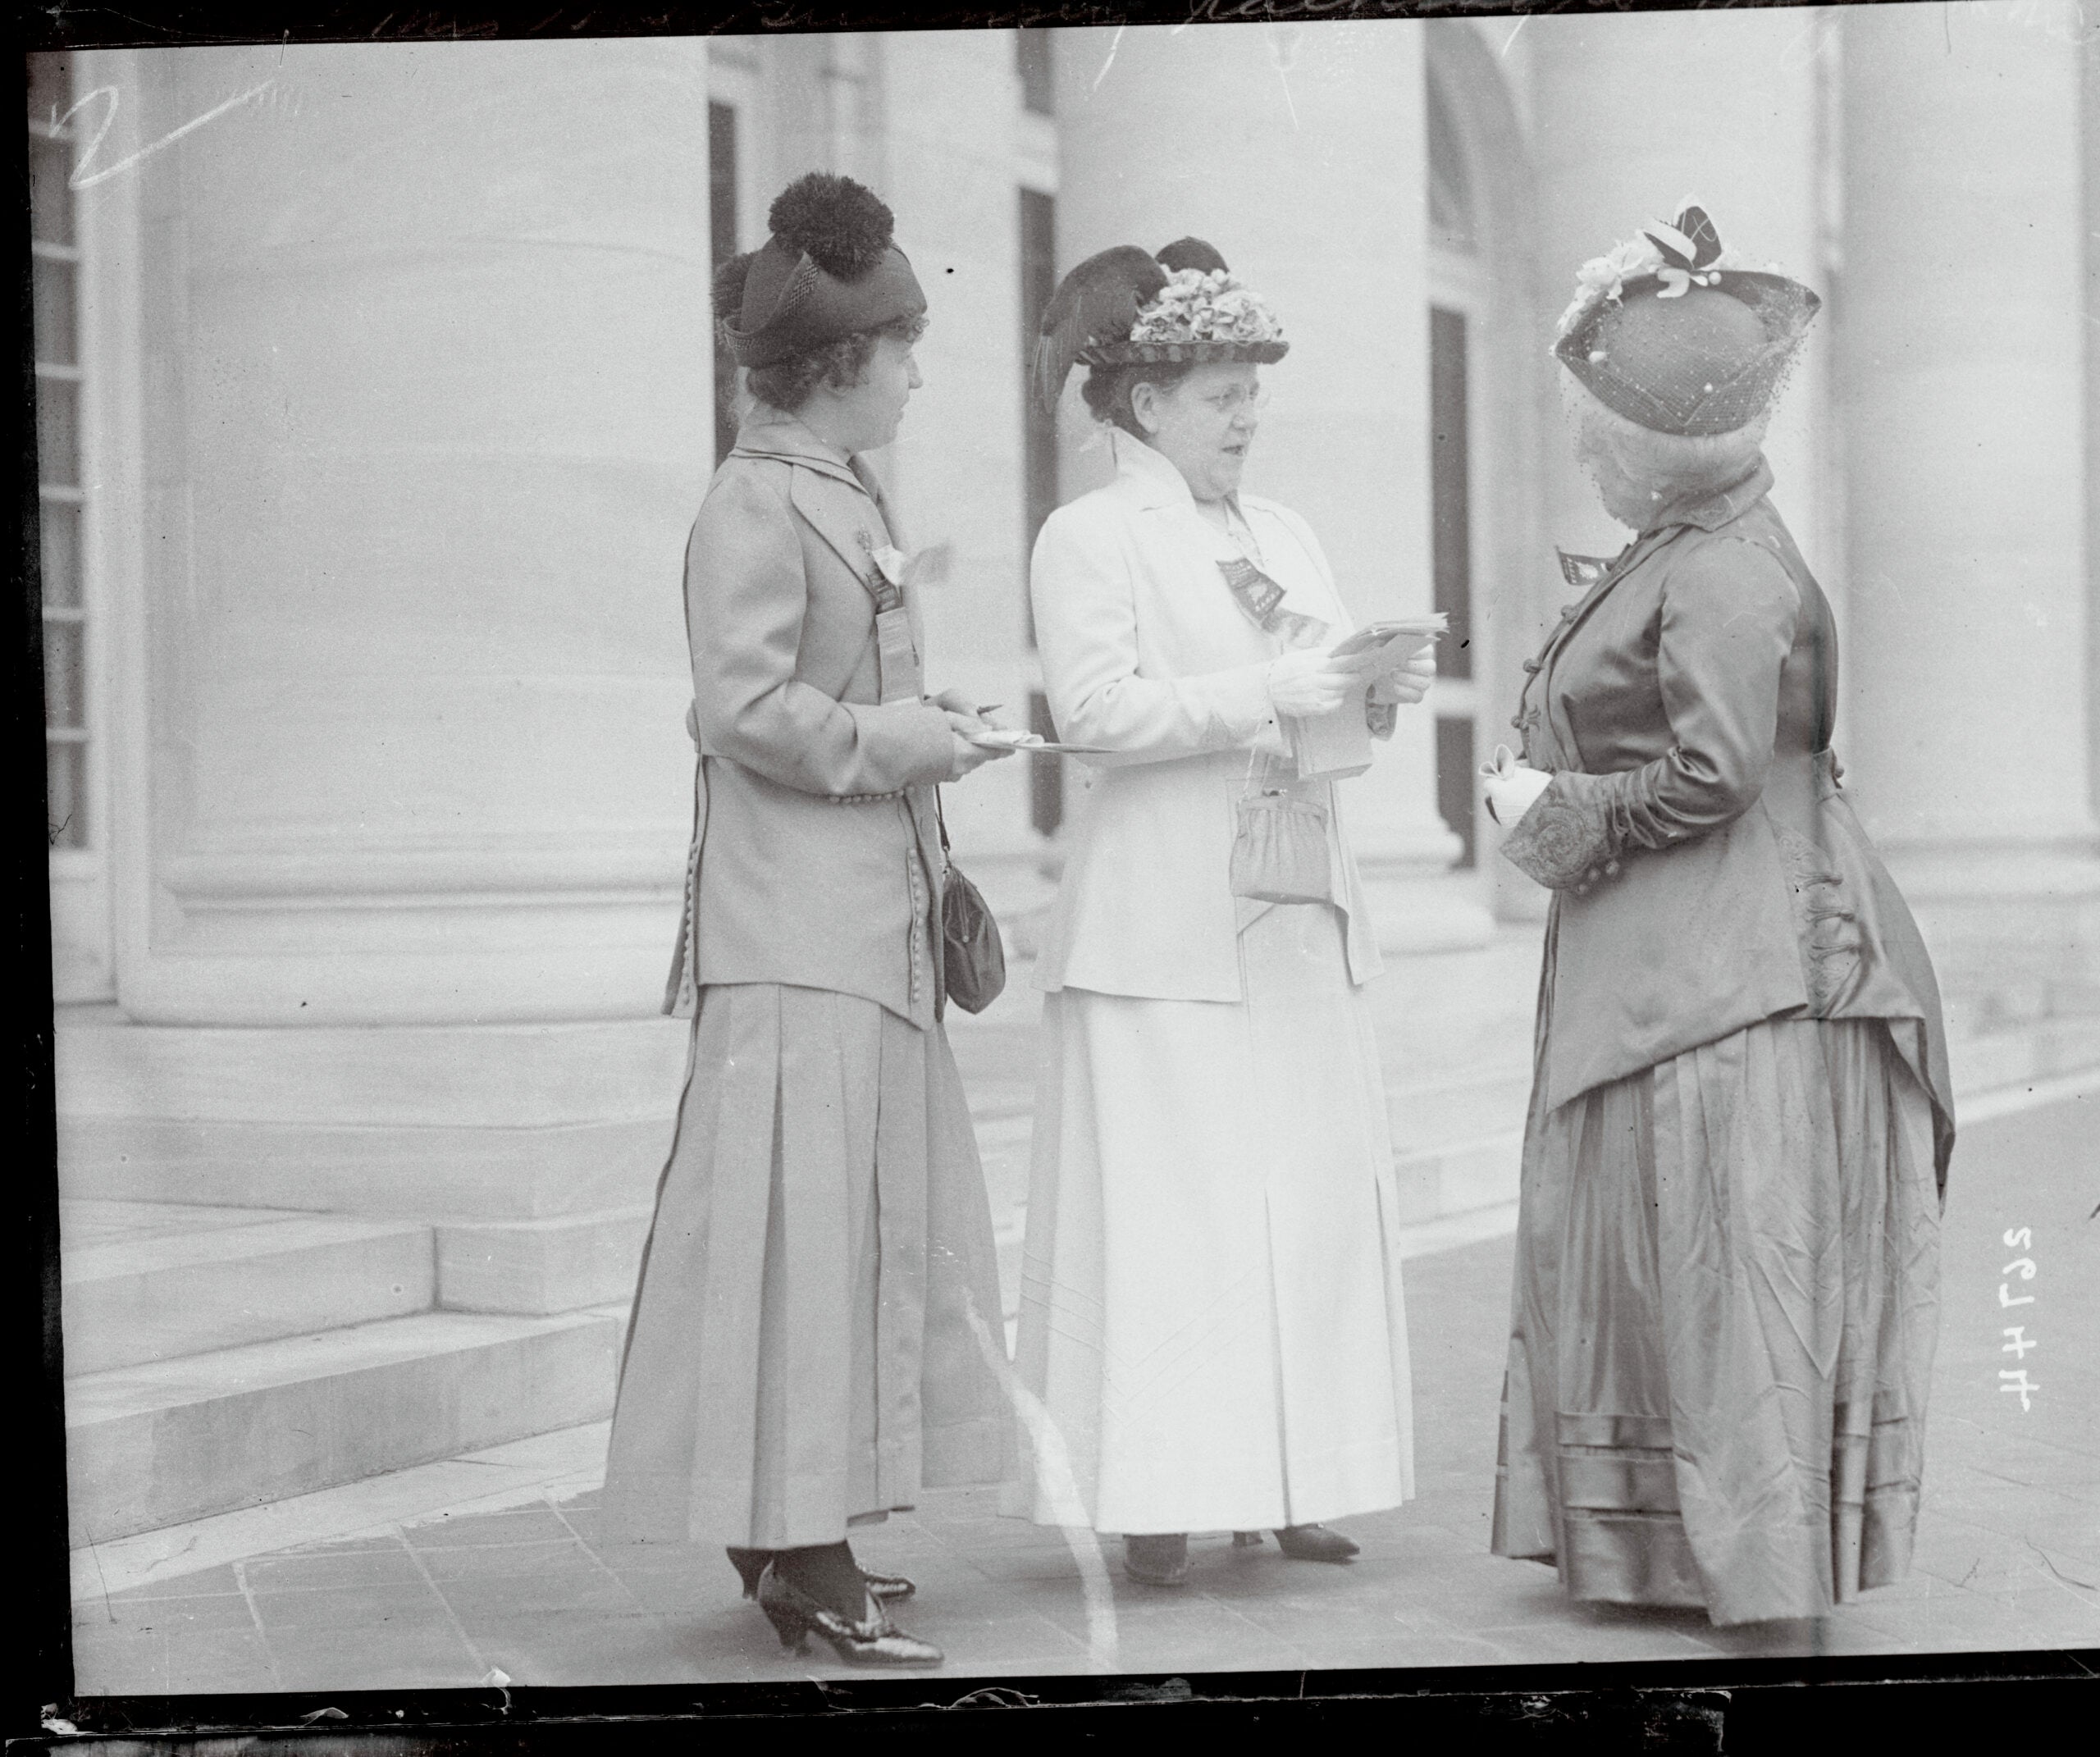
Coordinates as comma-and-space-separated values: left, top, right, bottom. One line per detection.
1554, 199, 1771, 341
1130, 267, 1285, 346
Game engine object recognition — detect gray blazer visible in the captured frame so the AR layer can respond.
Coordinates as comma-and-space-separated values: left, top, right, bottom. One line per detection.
663, 407, 955, 1029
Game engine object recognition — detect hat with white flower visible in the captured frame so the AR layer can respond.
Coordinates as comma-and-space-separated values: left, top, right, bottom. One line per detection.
1554, 204, 1819, 437
1033, 237, 1288, 413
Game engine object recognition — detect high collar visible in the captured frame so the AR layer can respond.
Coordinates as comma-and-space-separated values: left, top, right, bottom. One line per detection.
1641, 454, 1774, 536
1109, 427, 1208, 512
732, 404, 867, 491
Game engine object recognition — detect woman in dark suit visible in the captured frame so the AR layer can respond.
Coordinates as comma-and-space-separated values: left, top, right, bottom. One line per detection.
1485, 208, 1954, 1627
600, 173, 1012, 1668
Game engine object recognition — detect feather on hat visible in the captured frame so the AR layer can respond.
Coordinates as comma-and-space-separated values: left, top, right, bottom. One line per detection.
1032, 238, 1288, 413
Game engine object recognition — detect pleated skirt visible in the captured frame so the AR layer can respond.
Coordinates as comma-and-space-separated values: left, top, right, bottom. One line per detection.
600, 982, 1009, 1553
1491, 1012, 1943, 1626
1004, 902, 1414, 1536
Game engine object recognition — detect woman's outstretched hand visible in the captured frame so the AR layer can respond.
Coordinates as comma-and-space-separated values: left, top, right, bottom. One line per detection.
1267, 646, 1379, 719
943, 709, 1013, 782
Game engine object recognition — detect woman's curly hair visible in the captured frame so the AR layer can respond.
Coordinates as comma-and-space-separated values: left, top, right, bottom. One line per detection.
712, 249, 925, 417
1080, 360, 1196, 439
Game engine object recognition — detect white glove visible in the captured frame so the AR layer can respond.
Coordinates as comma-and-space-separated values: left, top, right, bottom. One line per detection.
1368, 648, 1436, 707
1481, 744, 1553, 826
1267, 646, 1374, 718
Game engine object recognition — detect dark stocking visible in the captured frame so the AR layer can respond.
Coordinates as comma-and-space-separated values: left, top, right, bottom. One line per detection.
774, 1540, 868, 1620
725, 1547, 772, 1597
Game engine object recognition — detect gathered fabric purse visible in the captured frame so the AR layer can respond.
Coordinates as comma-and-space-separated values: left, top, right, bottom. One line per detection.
935, 790, 1006, 1015
1229, 750, 1334, 906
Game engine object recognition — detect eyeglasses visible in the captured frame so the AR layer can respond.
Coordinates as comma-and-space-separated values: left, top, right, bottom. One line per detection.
1193, 384, 1270, 417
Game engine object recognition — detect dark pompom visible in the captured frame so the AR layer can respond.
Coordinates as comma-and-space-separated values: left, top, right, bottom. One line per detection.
768, 172, 895, 281
1156, 236, 1230, 276
713, 251, 756, 322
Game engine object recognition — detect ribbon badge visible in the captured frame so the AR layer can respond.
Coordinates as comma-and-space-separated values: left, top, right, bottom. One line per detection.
1556, 549, 1618, 591
1644, 204, 1723, 299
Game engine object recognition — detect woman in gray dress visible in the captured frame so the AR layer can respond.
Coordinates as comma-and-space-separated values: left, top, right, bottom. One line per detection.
600, 173, 1012, 1668
1486, 207, 1953, 1626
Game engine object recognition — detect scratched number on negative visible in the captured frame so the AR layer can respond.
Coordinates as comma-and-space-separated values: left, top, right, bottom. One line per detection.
1997, 1225, 2038, 1412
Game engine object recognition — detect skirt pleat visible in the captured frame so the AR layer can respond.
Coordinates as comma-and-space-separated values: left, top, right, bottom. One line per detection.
602, 982, 1007, 1554
1492, 1013, 1942, 1625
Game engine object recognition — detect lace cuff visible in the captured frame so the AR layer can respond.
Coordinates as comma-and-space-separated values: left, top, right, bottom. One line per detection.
1498, 772, 1622, 892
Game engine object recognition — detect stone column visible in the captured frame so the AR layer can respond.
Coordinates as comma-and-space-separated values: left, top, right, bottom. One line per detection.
1839, 0, 2100, 1000
109, 40, 712, 1026
873, 30, 1049, 920
1052, 21, 1491, 951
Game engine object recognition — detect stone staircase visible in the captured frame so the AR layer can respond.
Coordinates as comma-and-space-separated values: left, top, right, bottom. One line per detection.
59, 1198, 626, 1547
56, 932, 2100, 1558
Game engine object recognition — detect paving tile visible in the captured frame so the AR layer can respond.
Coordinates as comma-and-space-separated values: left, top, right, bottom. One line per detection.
79, 1589, 261, 1635
241, 1543, 427, 1593
1463, 1618, 1723, 1667
465, 1608, 719, 1688
438, 1569, 638, 1623
249, 1578, 457, 1634
261, 1621, 486, 1694
415, 1536, 590, 1581
404, 1507, 579, 1549
1303, 1633, 1516, 1675
1680, 1617, 1913, 1661
80, 1561, 245, 1601
72, 1624, 282, 1697
1839, 1586, 2100, 1654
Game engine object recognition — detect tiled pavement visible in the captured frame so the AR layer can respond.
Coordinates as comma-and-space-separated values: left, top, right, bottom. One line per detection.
68, 1086, 2098, 1695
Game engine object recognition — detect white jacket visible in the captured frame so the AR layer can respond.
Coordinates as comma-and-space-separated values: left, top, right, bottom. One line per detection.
1030, 431, 1384, 1001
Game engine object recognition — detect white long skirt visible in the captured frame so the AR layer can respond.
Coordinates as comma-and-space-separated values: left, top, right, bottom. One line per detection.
1002, 901, 1414, 1535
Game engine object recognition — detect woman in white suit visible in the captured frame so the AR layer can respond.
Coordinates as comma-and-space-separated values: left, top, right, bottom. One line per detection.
1004, 239, 1436, 1587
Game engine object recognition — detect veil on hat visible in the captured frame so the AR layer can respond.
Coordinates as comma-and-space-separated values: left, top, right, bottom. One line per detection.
1554, 204, 1819, 438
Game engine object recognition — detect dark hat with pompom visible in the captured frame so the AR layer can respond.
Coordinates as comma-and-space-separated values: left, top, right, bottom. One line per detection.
1554, 205, 1819, 436
1033, 237, 1288, 413
716, 173, 926, 370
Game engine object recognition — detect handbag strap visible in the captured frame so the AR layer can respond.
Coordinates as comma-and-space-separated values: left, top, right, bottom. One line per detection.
933, 785, 953, 873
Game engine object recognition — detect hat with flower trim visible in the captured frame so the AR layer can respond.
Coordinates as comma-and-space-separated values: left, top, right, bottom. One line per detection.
1033, 237, 1288, 413
1554, 204, 1819, 437
716, 172, 927, 371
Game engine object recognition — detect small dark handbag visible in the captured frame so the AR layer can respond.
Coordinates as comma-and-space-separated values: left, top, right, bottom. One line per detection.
935, 791, 1006, 1015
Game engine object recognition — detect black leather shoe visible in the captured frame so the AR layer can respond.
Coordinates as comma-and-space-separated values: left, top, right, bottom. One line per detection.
729, 1549, 913, 1603
1274, 1523, 1359, 1563
1124, 1533, 1190, 1586
756, 1563, 943, 1667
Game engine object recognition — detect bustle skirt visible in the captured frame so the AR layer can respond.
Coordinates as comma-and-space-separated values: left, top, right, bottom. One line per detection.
600, 982, 1009, 1553
1491, 1012, 1943, 1626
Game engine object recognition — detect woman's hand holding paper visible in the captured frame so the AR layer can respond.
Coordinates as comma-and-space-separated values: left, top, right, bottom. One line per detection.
1267, 644, 1379, 718
1369, 646, 1436, 707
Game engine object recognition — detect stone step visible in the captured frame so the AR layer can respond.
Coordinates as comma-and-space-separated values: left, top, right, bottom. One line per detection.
434, 1207, 653, 1316
61, 1204, 436, 1375
66, 1304, 623, 1546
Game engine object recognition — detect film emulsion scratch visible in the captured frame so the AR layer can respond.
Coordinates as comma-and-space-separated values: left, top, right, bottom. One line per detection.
25, 1, 2100, 1720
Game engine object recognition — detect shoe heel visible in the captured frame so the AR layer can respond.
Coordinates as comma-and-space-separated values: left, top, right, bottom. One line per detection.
758, 1594, 812, 1654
